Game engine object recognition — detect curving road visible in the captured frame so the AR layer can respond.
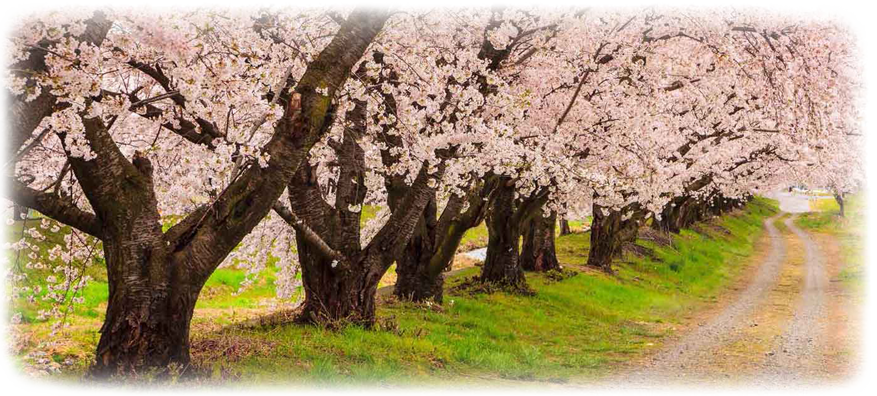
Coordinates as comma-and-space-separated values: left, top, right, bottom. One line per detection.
605, 192, 835, 389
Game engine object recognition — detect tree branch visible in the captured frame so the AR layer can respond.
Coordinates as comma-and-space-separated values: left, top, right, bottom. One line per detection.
272, 202, 343, 261
7, 178, 103, 239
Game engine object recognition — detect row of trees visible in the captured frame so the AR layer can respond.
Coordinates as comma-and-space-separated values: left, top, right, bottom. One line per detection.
4, 7, 861, 377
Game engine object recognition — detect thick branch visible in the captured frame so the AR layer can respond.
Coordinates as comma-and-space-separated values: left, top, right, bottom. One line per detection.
7, 179, 103, 238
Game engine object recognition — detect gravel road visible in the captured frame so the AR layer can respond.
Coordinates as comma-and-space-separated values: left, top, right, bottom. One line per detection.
603, 193, 836, 389
607, 213, 788, 388
758, 217, 829, 385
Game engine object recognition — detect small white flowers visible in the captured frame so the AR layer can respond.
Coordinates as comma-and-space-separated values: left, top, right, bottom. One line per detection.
316, 86, 329, 96
330, 259, 339, 269
348, 204, 362, 213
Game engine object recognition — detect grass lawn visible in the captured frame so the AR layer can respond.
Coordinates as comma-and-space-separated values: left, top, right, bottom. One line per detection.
8, 197, 778, 383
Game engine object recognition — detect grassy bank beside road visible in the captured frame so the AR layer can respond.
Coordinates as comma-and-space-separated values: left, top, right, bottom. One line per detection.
8, 198, 778, 382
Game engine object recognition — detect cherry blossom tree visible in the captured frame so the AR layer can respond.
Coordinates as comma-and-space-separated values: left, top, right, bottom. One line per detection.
6, 7, 390, 375
3, 6, 861, 378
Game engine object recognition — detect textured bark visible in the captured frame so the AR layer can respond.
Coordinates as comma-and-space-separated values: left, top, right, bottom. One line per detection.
652, 195, 700, 234
92, 240, 202, 377
87, 153, 208, 378
480, 180, 528, 288
392, 197, 445, 302
521, 209, 560, 272
292, 167, 442, 325
296, 240, 383, 326
286, 111, 446, 324
392, 180, 497, 302
393, 253, 446, 303
586, 203, 644, 272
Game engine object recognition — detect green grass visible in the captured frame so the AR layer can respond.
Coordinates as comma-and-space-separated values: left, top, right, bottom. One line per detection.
8, 197, 782, 383
189, 197, 779, 384
795, 194, 865, 293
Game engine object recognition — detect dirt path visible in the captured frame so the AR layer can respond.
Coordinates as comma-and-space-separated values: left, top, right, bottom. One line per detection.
605, 214, 789, 388
758, 218, 829, 385
603, 195, 855, 389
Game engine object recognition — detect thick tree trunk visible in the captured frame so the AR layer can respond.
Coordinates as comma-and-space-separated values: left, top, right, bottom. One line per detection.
296, 238, 382, 326
390, 193, 444, 303
91, 258, 200, 378
835, 194, 845, 217
392, 211, 478, 303
391, 178, 498, 303
559, 217, 572, 236
480, 182, 527, 288
652, 196, 697, 234
521, 209, 560, 272
393, 197, 444, 302
90, 201, 206, 378
586, 204, 643, 272
393, 252, 445, 303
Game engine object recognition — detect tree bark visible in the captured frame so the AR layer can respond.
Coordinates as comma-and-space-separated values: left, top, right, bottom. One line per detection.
480, 181, 527, 288
393, 252, 446, 303
652, 195, 699, 234
391, 196, 446, 302
88, 154, 208, 378
296, 238, 383, 326
586, 203, 643, 272
92, 245, 202, 378
521, 209, 560, 272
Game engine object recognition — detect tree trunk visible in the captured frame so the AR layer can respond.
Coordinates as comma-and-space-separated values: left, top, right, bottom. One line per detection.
835, 194, 845, 217
296, 237, 382, 326
521, 209, 560, 272
559, 217, 572, 236
587, 203, 643, 272
653, 196, 695, 234
390, 188, 444, 303
480, 182, 527, 288
393, 252, 445, 303
393, 197, 444, 302
90, 205, 206, 378
391, 178, 498, 303
91, 259, 200, 378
